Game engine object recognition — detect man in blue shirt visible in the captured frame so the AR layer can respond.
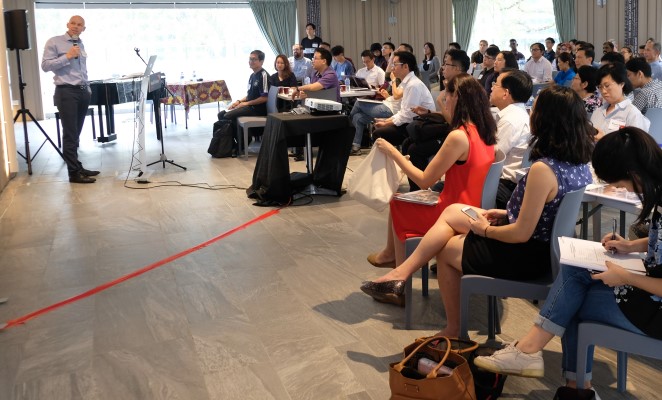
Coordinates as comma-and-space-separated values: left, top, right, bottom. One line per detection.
41, 15, 98, 184
331, 45, 355, 79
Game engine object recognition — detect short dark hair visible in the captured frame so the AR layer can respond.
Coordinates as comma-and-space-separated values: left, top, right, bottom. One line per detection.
485, 46, 500, 58
597, 62, 633, 95
321, 41, 331, 48
557, 52, 575, 68
306, 23, 316, 30
448, 42, 461, 50
604, 41, 615, 50
600, 52, 625, 64
578, 42, 595, 52
250, 50, 265, 61
331, 45, 345, 56
499, 69, 533, 103
315, 47, 332, 66
529, 86, 595, 164
499, 51, 519, 69
400, 43, 414, 53
446, 73, 497, 146
545, 37, 555, 44
370, 43, 382, 53
578, 48, 595, 62
446, 49, 470, 72
639, 44, 646, 50
383, 42, 395, 51
592, 127, 662, 223
576, 65, 600, 93
625, 57, 652, 77
360, 49, 374, 59
530, 43, 545, 52
393, 51, 418, 74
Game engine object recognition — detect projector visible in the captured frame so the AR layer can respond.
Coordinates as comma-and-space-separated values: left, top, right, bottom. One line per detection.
304, 98, 342, 114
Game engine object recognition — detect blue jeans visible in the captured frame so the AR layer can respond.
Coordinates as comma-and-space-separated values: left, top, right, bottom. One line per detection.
349, 101, 393, 147
535, 264, 644, 383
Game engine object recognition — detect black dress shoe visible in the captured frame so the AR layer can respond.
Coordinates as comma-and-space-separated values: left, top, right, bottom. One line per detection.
360, 280, 406, 307
293, 153, 304, 162
81, 168, 100, 176
69, 173, 96, 184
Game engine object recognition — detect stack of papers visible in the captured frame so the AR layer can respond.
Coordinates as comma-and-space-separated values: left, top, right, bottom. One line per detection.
558, 236, 646, 274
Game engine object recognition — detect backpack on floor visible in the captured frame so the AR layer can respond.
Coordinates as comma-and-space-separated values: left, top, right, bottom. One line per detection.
208, 120, 235, 158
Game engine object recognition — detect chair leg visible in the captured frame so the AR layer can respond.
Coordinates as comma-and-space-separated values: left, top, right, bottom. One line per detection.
55, 112, 62, 148
617, 351, 628, 392
494, 297, 501, 334
198, 104, 201, 120
405, 276, 413, 330
421, 265, 429, 297
487, 295, 497, 340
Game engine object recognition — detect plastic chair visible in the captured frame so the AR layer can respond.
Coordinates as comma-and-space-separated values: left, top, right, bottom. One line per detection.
457, 187, 585, 340
576, 322, 662, 392
236, 86, 279, 157
403, 150, 506, 329
644, 108, 662, 146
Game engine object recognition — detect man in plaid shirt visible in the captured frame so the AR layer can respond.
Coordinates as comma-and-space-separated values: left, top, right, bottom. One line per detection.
626, 57, 662, 114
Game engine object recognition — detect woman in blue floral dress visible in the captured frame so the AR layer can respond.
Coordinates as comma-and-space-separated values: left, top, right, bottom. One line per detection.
475, 126, 662, 392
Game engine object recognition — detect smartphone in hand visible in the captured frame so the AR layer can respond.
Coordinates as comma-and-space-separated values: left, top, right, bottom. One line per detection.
461, 206, 479, 221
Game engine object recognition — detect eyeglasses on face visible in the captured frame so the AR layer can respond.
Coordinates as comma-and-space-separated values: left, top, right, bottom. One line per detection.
393, 62, 405, 67
483, 55, 495, 60
249, 57, 259, 61
443, 63, 458, 68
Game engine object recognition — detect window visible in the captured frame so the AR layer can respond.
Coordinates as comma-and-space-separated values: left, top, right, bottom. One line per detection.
467, 0, 558, 60
35, 6, 276, 115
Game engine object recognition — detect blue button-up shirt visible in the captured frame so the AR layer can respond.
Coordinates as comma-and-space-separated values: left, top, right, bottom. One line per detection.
41, 33, 88, 86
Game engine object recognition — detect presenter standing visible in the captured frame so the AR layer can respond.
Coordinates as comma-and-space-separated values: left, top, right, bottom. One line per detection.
41, 15, 98, 183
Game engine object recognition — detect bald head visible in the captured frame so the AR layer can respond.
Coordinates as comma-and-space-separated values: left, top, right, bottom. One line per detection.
67, 15, 86, 38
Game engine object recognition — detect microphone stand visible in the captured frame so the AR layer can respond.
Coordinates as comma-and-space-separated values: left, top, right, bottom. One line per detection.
132, 48, 186, 171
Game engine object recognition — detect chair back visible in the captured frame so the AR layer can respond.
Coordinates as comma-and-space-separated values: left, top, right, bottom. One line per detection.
481, 150, 506, 209
645, 108, 662, 145
305, 88, 337, 101
549, 187, 586, 277
520, 142, 533, 168
266, 86, 279, 114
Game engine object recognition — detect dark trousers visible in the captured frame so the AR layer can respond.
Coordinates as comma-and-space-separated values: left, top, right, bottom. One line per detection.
54, 86, 91, 175
402, 138, 442, 191
372, 123, 409, 146
496, 179, 518, 209
217, 106, 263, 150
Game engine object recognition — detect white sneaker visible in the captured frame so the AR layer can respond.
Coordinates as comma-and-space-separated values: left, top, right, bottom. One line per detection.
473, 341, 544, 378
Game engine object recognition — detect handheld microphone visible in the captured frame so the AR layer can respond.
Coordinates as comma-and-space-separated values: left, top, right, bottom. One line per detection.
72, 34, 79, 59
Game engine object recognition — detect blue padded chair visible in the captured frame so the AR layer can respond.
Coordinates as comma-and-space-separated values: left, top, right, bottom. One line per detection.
458, 187, 586, 340
644, 108, 662, 146
403, 150, 506, 329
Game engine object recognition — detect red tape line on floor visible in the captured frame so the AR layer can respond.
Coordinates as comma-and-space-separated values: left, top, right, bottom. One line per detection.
1, 208, 280, 331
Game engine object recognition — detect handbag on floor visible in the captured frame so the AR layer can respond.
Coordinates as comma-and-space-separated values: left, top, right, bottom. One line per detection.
389, 336, 476, 400
348, 145, 404, 211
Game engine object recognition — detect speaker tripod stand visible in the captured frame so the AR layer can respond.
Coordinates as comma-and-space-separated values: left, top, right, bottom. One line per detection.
12, 49, 65, 175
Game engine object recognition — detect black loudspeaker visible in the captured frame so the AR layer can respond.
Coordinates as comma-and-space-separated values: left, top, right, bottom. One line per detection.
4, 9, 30, 50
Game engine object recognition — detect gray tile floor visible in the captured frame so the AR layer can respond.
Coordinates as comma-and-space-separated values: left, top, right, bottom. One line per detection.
0, 105, 660, 399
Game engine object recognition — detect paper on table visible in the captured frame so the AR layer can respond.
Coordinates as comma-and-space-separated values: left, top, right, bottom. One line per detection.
558, 236, 646, 274
585, 184, 642, 205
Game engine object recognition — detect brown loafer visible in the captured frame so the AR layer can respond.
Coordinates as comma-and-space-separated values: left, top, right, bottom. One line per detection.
367, 253, 396, 269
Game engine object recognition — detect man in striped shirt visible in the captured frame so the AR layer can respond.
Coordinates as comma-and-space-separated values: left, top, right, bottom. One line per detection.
626, 57, 662, 115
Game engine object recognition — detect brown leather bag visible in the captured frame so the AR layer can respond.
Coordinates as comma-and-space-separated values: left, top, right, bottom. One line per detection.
389, 336, 477, 400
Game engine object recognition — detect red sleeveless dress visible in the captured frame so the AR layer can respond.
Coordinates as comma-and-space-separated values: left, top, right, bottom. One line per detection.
390, 123, 495, 241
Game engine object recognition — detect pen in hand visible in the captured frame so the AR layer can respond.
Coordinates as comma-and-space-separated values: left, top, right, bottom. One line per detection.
610, 218, 617, 255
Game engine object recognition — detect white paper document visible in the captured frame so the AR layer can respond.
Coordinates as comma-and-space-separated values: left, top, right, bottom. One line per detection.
558, 236, 646, 274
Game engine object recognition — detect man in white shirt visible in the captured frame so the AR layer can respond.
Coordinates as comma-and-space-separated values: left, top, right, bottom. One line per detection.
489, 69, 533, 208
644, 41, 662, 81
371, 51, 435, 146
288, 44, 311, 83
355, 50, 386, 88
523, 43, 553, 83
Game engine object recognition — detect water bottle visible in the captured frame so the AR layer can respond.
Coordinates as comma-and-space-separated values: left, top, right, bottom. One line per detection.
179, 71, 184, 82
304, 76, 311, 85
345, 76, 351, 92
192, 70, 197, 81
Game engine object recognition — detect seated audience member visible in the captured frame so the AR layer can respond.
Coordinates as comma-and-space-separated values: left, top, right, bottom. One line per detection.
356, 50, 386, 88
383, 41, 396, 77
603, 40, 616, 54
571, 65, 603, 114
331, 45, 355, 78
644, 41, 662, 80
360, 75, 496, 286
490, 69, 534, 208
591, 63, 650, 139
479, 46, 500, 96
269, 54, 297, 87
362, 86, 594, 331
371, 42, 388, 71
289, 44, 312, 83
509, 39, 525, 61
319, 41, 331, 51
638, 44, 646, 58
626, 57, 662, 114
551, 42, 570, 71
448, 42, 461, 51
523, 43, 553, 82
553, 52, 576, 87
292, 47, 340, 102
543, 37, 556, 63
600, 51, 625, 65
349, 75, 401, 155
575, 47, 596, 69
621, 45, 634, 62
474, 127, 661, 396
470, 39, 488, 72
371, 51, 435, 146
421, 42, 441, 85
217, 50, 269, 152
487, 50, 519, 92
398, 43, 414, 53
